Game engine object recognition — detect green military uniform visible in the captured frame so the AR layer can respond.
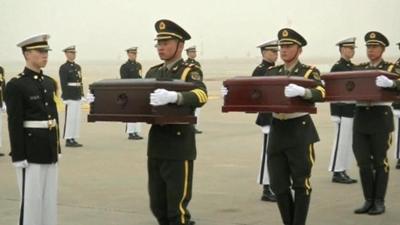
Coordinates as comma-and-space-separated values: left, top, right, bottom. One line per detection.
265, 28, 325, 225
146, 19, 207, 225
352, 31, 400, 215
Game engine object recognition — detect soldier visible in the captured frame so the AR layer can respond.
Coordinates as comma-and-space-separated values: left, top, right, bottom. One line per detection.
185, 45, 203, 134
145, 19, 207, 225
59, 45, 84, 147
265, 28, 325, 225
328, 37, 358, 184
5, 33, 61, 225
120, 47, 143, 140
0, 65, 6, 157
252, 40, 279, 202
352, 31, 400, 215
394, 41, 400, 169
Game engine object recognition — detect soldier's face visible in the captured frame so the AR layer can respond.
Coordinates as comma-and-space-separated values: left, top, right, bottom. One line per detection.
127, 51, 137, 61
367, 45, 384, 61
262, 50, 278, 63
65, 51, 76, 61
280, 44, 301, 63
187, 51, 197, 59
341, 47, 355, 59
25, 49, 48, 68
156, 39, 183, 60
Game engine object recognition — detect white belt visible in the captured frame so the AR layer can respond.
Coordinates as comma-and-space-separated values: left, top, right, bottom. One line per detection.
67, 82, 81, 86
273, 112, 308, 120
357, 102, 391, 107
23, 119, 57, 129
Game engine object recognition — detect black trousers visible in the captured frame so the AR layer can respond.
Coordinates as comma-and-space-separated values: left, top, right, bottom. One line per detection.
148, 158, 193, 225
267, 144, 315, 225
353, 131, 391, 201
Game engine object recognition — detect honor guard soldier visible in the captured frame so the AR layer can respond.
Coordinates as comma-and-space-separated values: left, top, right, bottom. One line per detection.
252, 40, 279, 202
328, 37, 358, 184
394, 41, 400, 169
185, 45, 203, 134
352, 31, 400, 215
0, 65, 6, 157
5, 33, 61, 225
59, 45, 84, 147
265, 29, 325, 225
145, 19, 207, 225
120, 47, 144, 140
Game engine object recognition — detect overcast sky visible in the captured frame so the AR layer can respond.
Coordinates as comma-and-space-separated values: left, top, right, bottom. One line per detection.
0, 0, 399, 62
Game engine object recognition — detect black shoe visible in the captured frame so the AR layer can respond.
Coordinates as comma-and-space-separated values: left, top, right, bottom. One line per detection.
354, 200, 374, 214
332, 171, 357, 184
0, 152, 4, 157
396, 159, 400, 169
261, 185, 277, 202
194, 128, 202, 134
368, 200, 385, 215
188, 221, 196, 225
65, 139, 83, 147
129, 133, 143, 140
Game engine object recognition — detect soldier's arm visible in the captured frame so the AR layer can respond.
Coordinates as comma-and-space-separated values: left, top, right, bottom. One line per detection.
51, 78, 62, 154
177, 67, 207, 108
4, 81, 26, 162
138, 63, 143, 77
303, 67, 325, 102
0, 69, 5, 103
58, 65, 68, 93
120, 64, 127, 79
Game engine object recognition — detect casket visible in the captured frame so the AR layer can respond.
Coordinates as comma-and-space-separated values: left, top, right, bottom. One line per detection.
222, 76, 318, 113
321, 70, 400, 102
87, 79, 197, 124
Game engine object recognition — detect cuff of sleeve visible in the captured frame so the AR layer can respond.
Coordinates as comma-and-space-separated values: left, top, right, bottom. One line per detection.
176, 93, 184, 105
303, 89, 312, 99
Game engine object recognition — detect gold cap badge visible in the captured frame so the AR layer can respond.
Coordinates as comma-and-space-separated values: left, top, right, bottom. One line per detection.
159, 22, 166, 30
282, 30, 289, 37
370, 32, 376, 39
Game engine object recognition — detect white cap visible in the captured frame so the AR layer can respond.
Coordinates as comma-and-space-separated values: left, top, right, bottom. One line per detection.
17, 33, 51, 51
126, 47, 138, 52
336, 37, 356, 47
186, 45, 196, 51
63, 45, 76, 52
257, 40, 279, 50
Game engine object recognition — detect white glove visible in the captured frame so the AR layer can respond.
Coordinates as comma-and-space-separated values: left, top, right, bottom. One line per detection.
150, 89, 178, 106
330, 116, 341, 123
376, 75, 394, 88
1, 102, 6, 112
260, 126, 270, 134
13, 160, 29, 168
393, 110, 400, 118
58, 154, 62, 160
86, 93, 95, 103
220, 86, 228, 97
81, 96, 87, 102
284, 83, 306, 98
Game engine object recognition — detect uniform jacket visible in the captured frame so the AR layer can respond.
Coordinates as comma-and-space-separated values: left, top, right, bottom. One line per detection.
59, 61, 83, 100
185, 58, 201, 68
329, 58, 356, 118
5, 67, 60, 163
252, 60, 274, 127
353, 60, 399, 134
145, 59, 207, 160
265, 61, 325, 148
120, 60, 142, 79
0, 66, 6, 107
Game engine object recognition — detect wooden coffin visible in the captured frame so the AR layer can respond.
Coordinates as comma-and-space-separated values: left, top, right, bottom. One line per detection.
222, 76, 318, 113
321, 70, 400, 102
87, 79, 197, 124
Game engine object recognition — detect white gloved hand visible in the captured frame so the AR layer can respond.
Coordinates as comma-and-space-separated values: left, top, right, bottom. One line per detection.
330, 116, 341, 123
376, 75, 394, 88
393, 110, 400, 118
86, 93, 95, 103
58, 154, 62, 160
81, 96, 87, 102
150, 89, 178, 106
260, 125, 271, 134
1, 102, 6, 112
13, 160, 29, 168
220, 86, 228, 97
284, 83, 306, 98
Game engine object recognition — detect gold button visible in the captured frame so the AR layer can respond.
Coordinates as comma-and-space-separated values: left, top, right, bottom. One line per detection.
45, 102, 48, 106
366, 107, 370, 110
385, 111, 388, 115
302, 121, 306, 125
48, 115, 51, 118
177, 132, 181, 135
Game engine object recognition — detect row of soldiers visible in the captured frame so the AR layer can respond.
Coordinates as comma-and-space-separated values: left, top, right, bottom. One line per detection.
2, 19, 400, 225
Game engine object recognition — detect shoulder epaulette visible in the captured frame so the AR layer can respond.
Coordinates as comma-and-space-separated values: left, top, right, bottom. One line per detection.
149, 63, 164, 70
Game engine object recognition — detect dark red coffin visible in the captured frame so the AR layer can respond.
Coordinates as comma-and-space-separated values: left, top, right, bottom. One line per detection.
222, 76, 318, 113
321, 70, 400, 102
87, 79, 197, 124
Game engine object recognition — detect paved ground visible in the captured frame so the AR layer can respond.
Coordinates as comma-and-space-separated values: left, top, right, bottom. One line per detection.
1, 80, 399, 225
